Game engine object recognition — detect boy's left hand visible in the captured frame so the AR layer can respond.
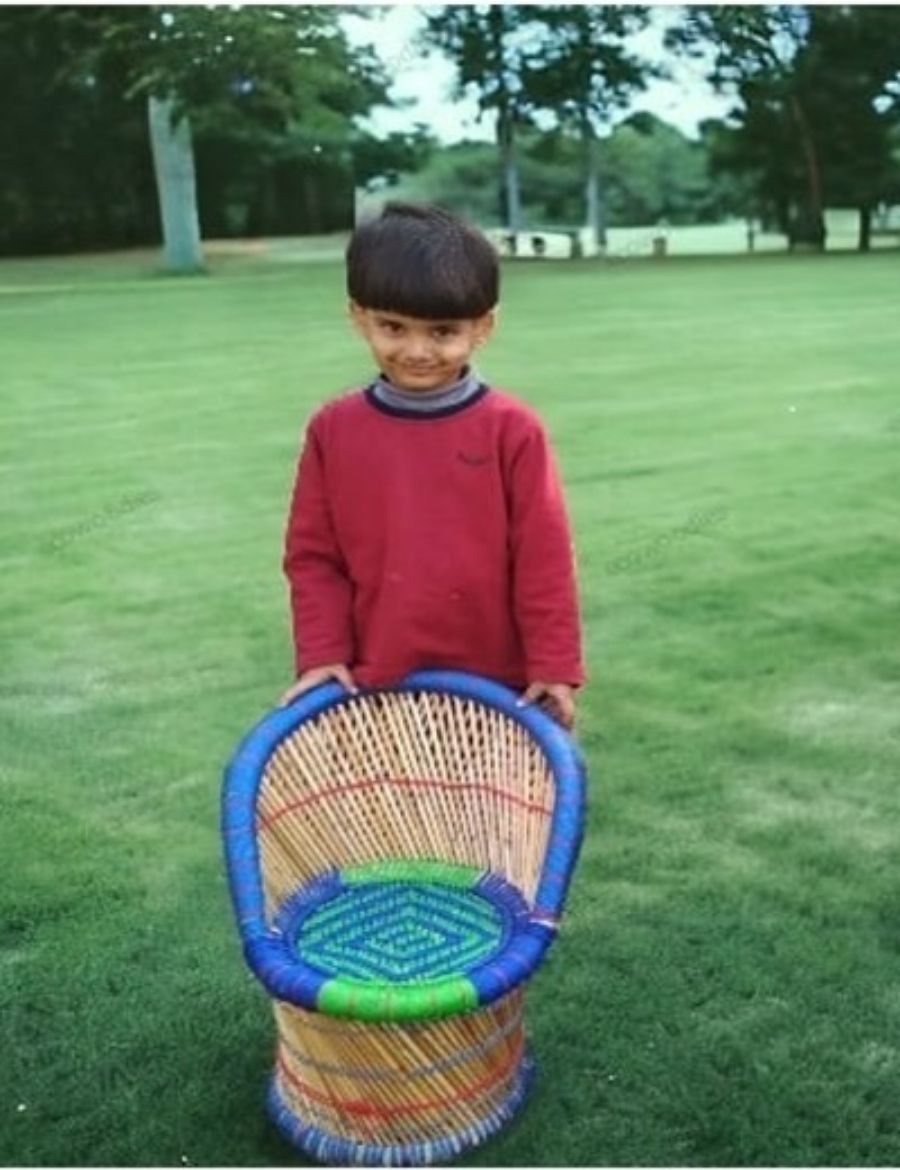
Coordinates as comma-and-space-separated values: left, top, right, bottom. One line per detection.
517, 682, 576, 730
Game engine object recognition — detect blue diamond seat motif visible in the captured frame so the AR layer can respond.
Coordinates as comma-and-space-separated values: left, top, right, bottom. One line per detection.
288, 872, 521, 985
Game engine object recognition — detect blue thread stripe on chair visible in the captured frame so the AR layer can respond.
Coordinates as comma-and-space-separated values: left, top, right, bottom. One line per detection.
536, 781, 586, 907
245, 936, 328, 1010
467, 923, 555, 1005
475, 873, 531, 926
266, 1052, 535, 1167
272, 871, 345, 938
279, 1006, 523, 1084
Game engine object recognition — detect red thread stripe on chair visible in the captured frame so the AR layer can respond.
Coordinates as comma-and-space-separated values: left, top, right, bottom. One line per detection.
258, 778, 551, 831
276, 1034, 523, 1118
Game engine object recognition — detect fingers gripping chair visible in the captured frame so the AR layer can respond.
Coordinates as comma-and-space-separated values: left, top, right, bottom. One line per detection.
222, 670, 586, 1166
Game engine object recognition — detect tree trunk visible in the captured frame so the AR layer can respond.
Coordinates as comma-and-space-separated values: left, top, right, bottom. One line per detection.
858, 205, 872, 252
497, 110, 522, 234
583, 120, 606, 250
787, 94, 825, 251
147, 94, 204, 272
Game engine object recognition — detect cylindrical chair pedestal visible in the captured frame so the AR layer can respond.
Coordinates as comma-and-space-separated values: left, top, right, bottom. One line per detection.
267, 989, 533, 1166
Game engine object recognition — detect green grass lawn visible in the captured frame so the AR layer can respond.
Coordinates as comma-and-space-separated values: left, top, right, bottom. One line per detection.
2, 246, 899, 1166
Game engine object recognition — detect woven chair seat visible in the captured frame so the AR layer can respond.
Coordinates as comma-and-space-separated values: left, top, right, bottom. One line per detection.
274, 861, 533, 1019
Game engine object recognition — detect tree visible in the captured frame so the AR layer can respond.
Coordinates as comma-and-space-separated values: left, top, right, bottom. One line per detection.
667, 6, 828, 249
602, 113, 715, 225
667, 5, 900, 252
525, 6, 655, 246
0, 7, 157, 255
387, 115, 732, 231
0, 7, 403, 256
422, 6, 546, 233
807, 6, 900, 250
696, 118, 767, 229
384, 140, 506, 224
68, 6, 388, 269
352, 126, 436, 193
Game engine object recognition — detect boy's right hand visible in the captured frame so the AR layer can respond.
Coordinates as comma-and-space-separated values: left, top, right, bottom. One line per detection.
278, 664, 358, 707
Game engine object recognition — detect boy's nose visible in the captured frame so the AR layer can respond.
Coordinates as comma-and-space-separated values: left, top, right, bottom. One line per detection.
404, 335, 433, 360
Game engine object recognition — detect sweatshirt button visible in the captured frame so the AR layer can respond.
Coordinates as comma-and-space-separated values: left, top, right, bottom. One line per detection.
450, 590, 462, 601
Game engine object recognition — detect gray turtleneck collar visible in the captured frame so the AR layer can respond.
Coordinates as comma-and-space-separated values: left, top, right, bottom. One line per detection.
370, 366, 483, 414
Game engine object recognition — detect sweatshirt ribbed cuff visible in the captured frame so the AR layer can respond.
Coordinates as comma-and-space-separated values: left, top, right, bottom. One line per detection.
296, 648, 354, 676
526, 663, 586, 688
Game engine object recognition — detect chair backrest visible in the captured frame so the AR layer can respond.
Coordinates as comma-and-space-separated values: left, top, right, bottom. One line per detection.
223, 671, 586, 944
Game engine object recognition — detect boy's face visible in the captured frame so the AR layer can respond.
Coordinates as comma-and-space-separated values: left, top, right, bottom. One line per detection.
350, 302, 495, 392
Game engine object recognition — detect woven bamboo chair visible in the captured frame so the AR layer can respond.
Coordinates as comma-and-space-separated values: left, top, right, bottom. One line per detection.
222, 669, 586, 1166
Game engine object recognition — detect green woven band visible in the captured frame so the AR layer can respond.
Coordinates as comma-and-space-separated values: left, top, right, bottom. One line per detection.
342, 859, 483, 888
317, 973, 479, 1021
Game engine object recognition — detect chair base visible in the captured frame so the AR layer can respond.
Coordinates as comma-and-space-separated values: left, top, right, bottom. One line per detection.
265, 988, 533, 1166
267, 1052, 535, 1167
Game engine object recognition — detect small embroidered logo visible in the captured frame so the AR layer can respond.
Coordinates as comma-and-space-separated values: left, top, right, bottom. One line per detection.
457, 451, 491, 467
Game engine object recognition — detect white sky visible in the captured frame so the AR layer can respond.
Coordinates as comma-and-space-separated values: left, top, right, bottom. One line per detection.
341, 5, 738, 143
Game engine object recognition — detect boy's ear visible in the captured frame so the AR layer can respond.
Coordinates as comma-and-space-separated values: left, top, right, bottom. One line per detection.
348, 300, 367, 333
473, 309, 497, 347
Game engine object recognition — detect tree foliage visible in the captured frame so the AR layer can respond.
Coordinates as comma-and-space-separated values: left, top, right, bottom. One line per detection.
388, 113, 740, 229
525, 6, 655, 243
525, 6, 653, 130
62, 6, 386, 136
0, 6, 410, 255
667, 5, 900, 249
810, 6, 900, 248
3, 3, 898, 256
421, 5, 550, 230
0, 7, 153, 253
421, 4, 662, 238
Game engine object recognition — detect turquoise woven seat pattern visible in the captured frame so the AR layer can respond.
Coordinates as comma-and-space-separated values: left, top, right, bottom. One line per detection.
295, 881, 506, 983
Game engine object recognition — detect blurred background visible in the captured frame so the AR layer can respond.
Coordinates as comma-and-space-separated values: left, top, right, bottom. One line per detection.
2, 4, 899, 265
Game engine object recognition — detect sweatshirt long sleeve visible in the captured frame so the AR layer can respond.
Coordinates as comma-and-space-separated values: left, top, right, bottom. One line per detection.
283, 425, 356, 672
283, 385, 585, 690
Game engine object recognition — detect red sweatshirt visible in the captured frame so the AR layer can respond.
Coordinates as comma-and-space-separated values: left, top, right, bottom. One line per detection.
283, 384, 585, 690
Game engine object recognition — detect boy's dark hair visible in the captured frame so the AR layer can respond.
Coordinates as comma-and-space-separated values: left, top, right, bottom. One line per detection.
346, 202, 499, 319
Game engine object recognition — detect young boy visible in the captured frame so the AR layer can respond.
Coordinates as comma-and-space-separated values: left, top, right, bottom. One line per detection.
279, 202, 584, 728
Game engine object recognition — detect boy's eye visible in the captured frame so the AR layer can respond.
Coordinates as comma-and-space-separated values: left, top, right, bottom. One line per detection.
433, 325, 459, 339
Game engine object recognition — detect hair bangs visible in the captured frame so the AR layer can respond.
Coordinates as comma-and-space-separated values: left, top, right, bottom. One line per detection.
347, 203, 498, 320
